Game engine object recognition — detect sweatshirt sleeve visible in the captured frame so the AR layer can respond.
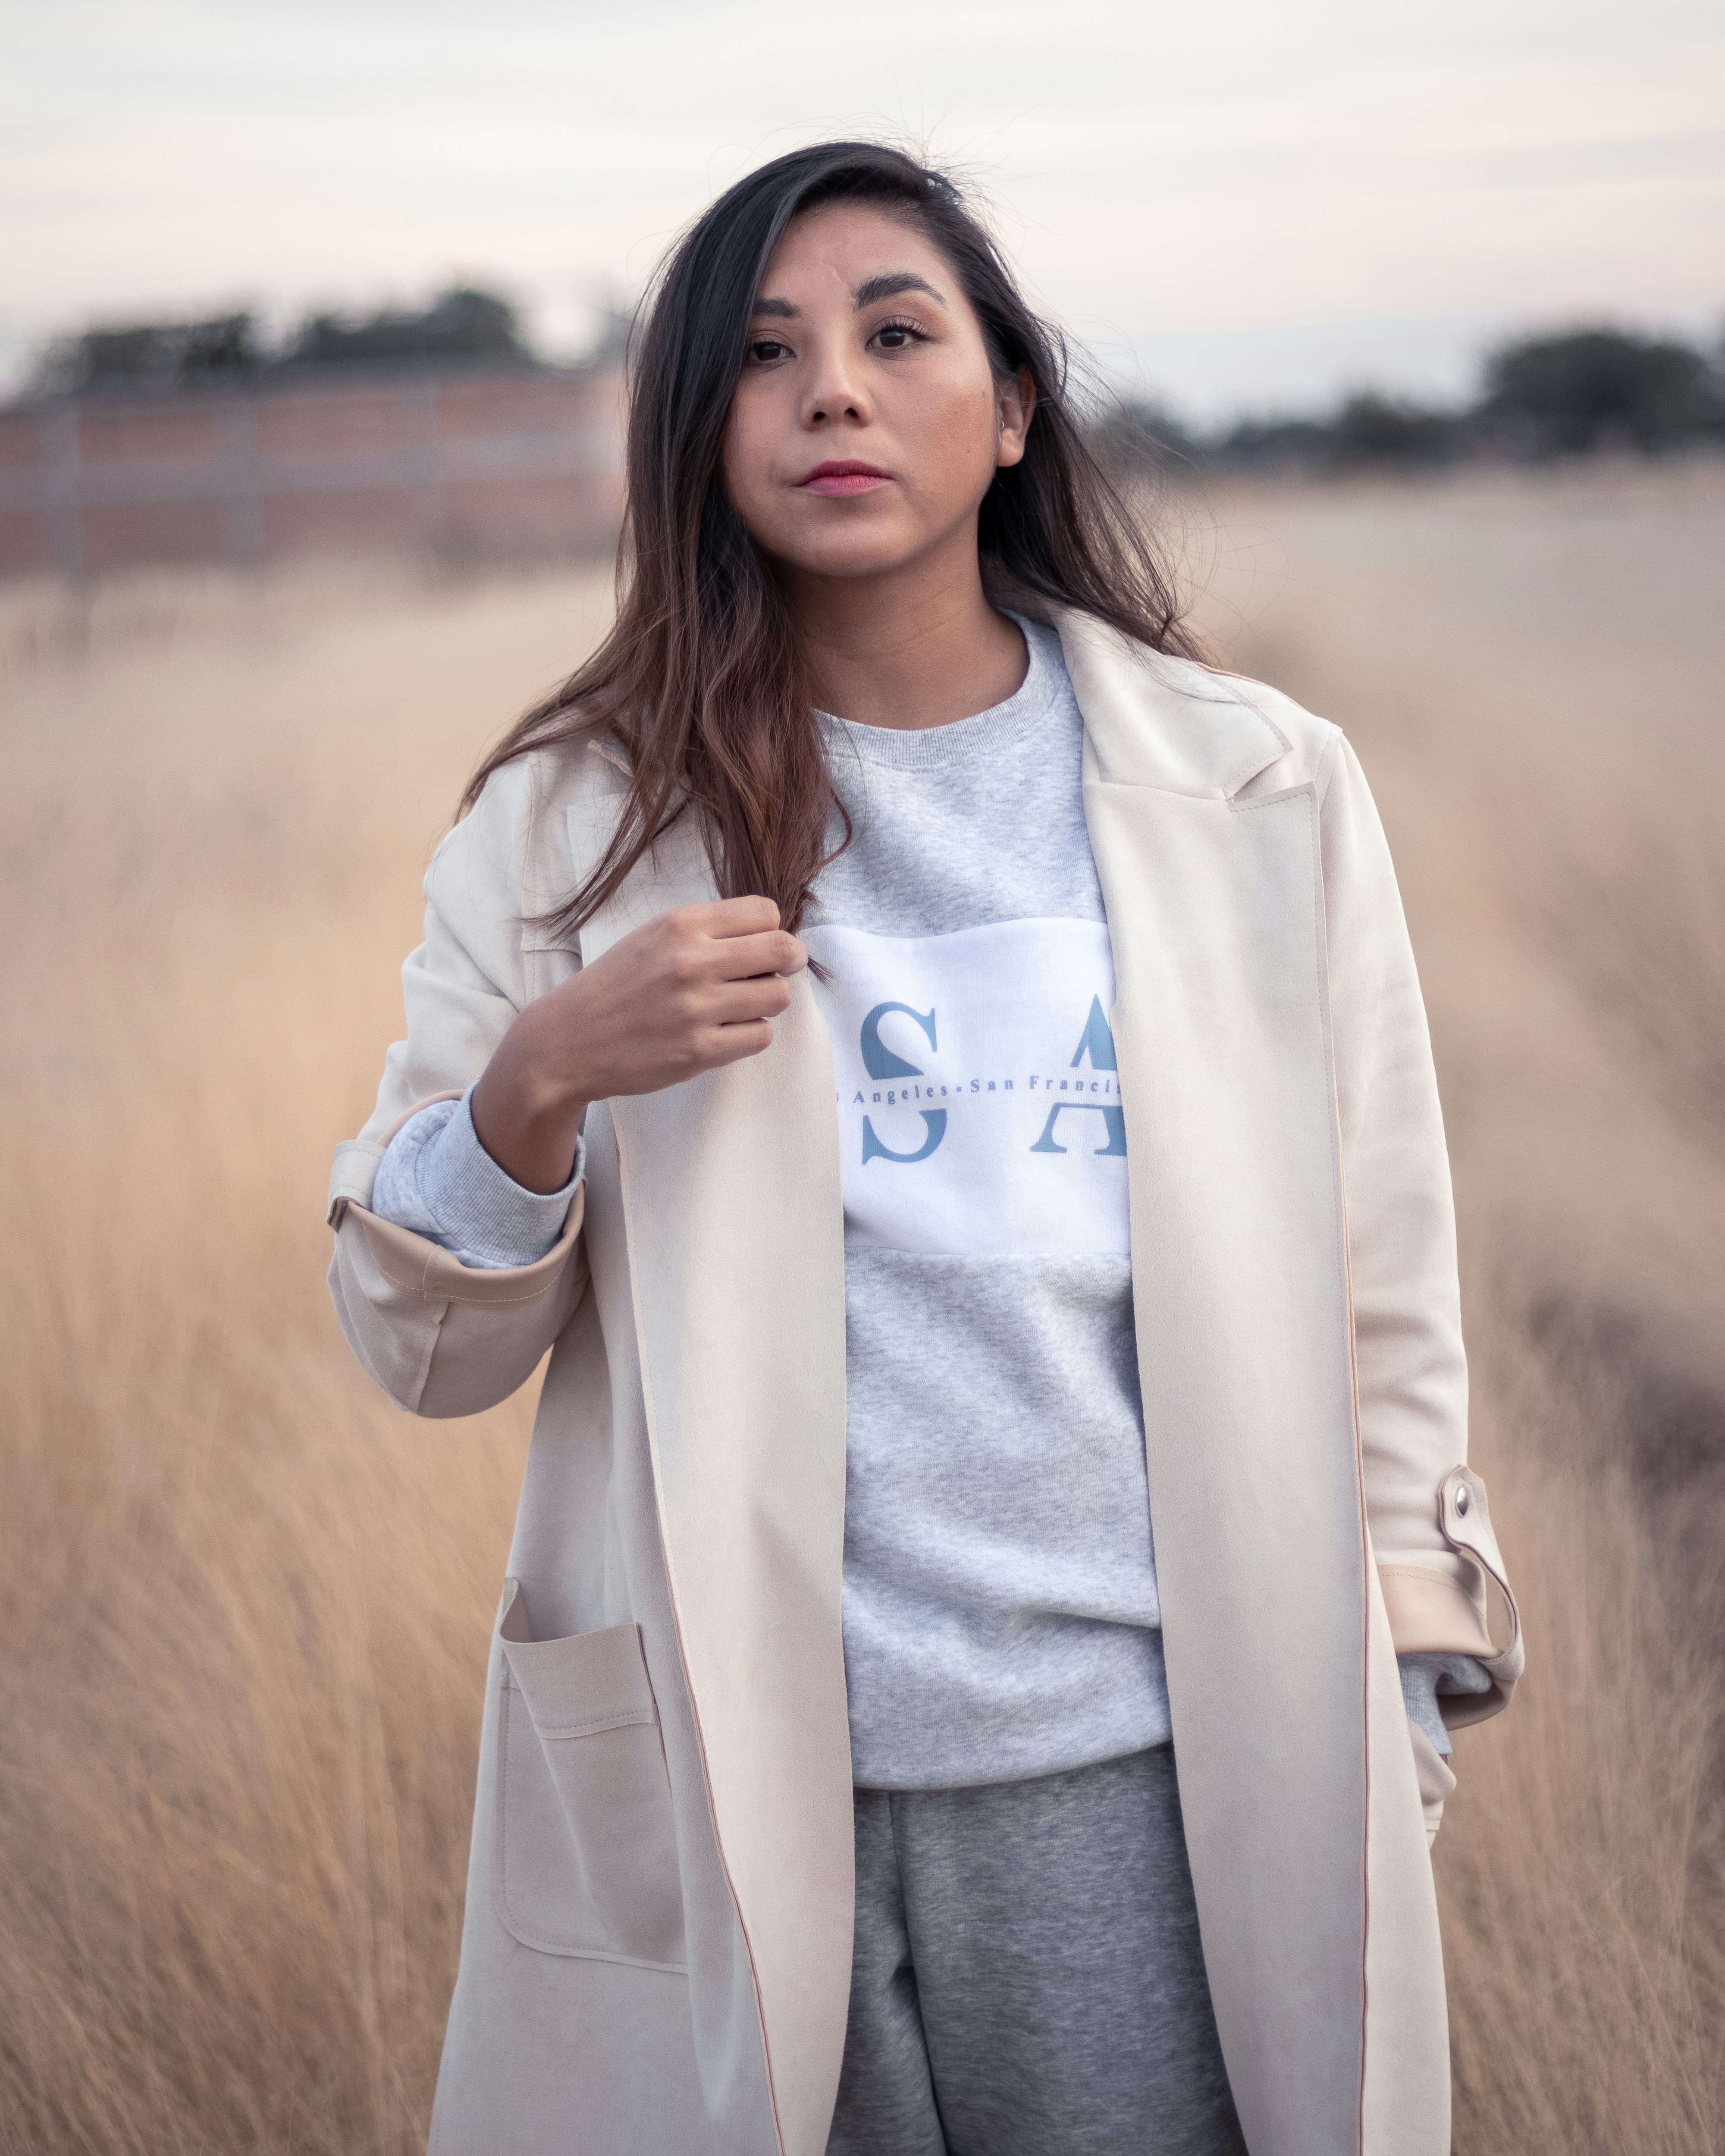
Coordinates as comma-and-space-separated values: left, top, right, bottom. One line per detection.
1397, 1651, 1492, 1757
370, 1085, 582, 1269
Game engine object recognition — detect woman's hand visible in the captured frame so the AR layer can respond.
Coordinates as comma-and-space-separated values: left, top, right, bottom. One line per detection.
469, 896, 808, 1194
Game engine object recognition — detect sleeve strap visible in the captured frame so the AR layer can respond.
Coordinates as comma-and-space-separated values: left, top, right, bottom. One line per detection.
1377, 1464, 1524, 1731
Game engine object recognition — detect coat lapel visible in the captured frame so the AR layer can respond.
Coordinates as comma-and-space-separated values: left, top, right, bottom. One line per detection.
563, 614, 1440, 2156
1061, 612, 1371, 2154
573, 790, 854, 2156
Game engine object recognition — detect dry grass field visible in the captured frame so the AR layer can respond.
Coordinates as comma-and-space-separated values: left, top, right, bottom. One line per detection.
2, 459, 1722, 2153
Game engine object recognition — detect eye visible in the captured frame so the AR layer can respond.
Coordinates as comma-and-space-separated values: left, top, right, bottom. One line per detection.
869, 316, 928, 352
747, 336, 792, 364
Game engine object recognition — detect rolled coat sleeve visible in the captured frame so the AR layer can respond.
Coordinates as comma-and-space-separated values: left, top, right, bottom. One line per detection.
1320, 734, 1523, 1728
326, 755, 589, 1418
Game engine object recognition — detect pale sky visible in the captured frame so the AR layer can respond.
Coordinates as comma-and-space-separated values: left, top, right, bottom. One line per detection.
5, 0, 1722, 421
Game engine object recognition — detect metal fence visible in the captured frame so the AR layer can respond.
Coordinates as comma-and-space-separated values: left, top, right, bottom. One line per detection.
0, 363, 626, 579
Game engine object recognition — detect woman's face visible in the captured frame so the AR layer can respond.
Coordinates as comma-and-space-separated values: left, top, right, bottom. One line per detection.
722, 203, 1033, 587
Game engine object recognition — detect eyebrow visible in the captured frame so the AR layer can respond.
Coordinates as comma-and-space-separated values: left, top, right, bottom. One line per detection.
853, 272, 945, 309
748, 271, 947, 322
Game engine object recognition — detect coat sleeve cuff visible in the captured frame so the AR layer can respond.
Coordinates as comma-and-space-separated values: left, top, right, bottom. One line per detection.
1378, 1562, 1495, 1659
341, 1188, 587, 1307
1378, 1465, 1524, 1731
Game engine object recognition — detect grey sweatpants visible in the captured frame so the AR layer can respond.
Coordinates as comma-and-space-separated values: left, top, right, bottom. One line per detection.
828, 1745, 1245, 2156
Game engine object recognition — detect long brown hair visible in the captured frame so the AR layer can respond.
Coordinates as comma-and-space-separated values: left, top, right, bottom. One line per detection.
466, 141, 1203, 939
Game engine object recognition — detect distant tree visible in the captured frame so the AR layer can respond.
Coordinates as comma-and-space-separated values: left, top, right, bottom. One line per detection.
1330, 393, 1451, 464
1210, 414, 1338, 468
1091, 398, 1205, 480
32, 312, 260, 395
19, 285, 546, 403
286, 286, 533, 369
1478, 328, 1711, 454
1212, 394, 1453, 470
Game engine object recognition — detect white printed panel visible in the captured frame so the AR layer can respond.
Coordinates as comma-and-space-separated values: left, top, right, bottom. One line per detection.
803, 917, 1130, 1257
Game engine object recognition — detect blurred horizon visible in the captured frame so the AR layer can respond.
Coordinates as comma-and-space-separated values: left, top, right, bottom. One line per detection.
6, 0, 1722, 425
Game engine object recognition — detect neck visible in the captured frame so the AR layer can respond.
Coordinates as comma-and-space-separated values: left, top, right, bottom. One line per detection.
782, 525, 1028, 732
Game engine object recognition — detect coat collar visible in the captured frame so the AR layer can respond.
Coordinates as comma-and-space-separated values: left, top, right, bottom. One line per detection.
1052, 606, 1292, 798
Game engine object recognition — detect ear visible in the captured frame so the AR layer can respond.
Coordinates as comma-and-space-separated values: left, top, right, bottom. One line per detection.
995, 366, 1036, 469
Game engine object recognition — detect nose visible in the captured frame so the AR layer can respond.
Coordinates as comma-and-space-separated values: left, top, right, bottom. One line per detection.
801, 336, 873, 430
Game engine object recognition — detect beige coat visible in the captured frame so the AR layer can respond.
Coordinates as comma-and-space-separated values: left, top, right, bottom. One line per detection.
327, 611, 1522, 2156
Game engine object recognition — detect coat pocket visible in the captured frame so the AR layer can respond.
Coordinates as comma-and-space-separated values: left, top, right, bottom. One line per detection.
490, 1578, 687, 1971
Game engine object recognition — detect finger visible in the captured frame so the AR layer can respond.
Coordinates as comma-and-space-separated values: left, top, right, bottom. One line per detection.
687, 895, 781, 938
706, 929, 807, 981
703, 976, 793, 1025
696, 1018, 775, 1067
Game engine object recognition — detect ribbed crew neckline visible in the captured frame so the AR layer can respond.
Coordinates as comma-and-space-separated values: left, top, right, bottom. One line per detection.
817, 614, 1060, 771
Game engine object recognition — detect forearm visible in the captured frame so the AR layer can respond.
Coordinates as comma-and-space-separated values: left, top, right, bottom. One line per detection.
470, 997, 590, 1195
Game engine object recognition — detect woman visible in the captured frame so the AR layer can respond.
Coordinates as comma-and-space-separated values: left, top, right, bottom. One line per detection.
327, 143, 1522, 2156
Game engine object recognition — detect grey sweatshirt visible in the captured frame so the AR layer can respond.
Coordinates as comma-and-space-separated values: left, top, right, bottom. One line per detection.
369, 620, 1486, 1772
800, 620, 1168, 1786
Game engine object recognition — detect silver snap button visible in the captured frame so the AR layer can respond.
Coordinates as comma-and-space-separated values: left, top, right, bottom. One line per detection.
1454, 1485, 1471, 1515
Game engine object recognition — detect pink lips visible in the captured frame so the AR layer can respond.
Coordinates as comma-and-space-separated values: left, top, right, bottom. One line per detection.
797, 460, 893, 497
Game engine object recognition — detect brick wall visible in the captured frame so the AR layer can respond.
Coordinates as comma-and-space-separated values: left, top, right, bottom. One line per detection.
0, 363, 626, 579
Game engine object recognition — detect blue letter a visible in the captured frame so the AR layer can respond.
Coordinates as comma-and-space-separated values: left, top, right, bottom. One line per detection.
1030, 1104, 1126, 1156
1070, 995, 1117, 1072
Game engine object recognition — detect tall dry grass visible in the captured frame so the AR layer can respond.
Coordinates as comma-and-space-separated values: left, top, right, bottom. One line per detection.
0, 560, 612, 2152
2, 463, 1722, 2152
1194, 460, 1725, 2152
